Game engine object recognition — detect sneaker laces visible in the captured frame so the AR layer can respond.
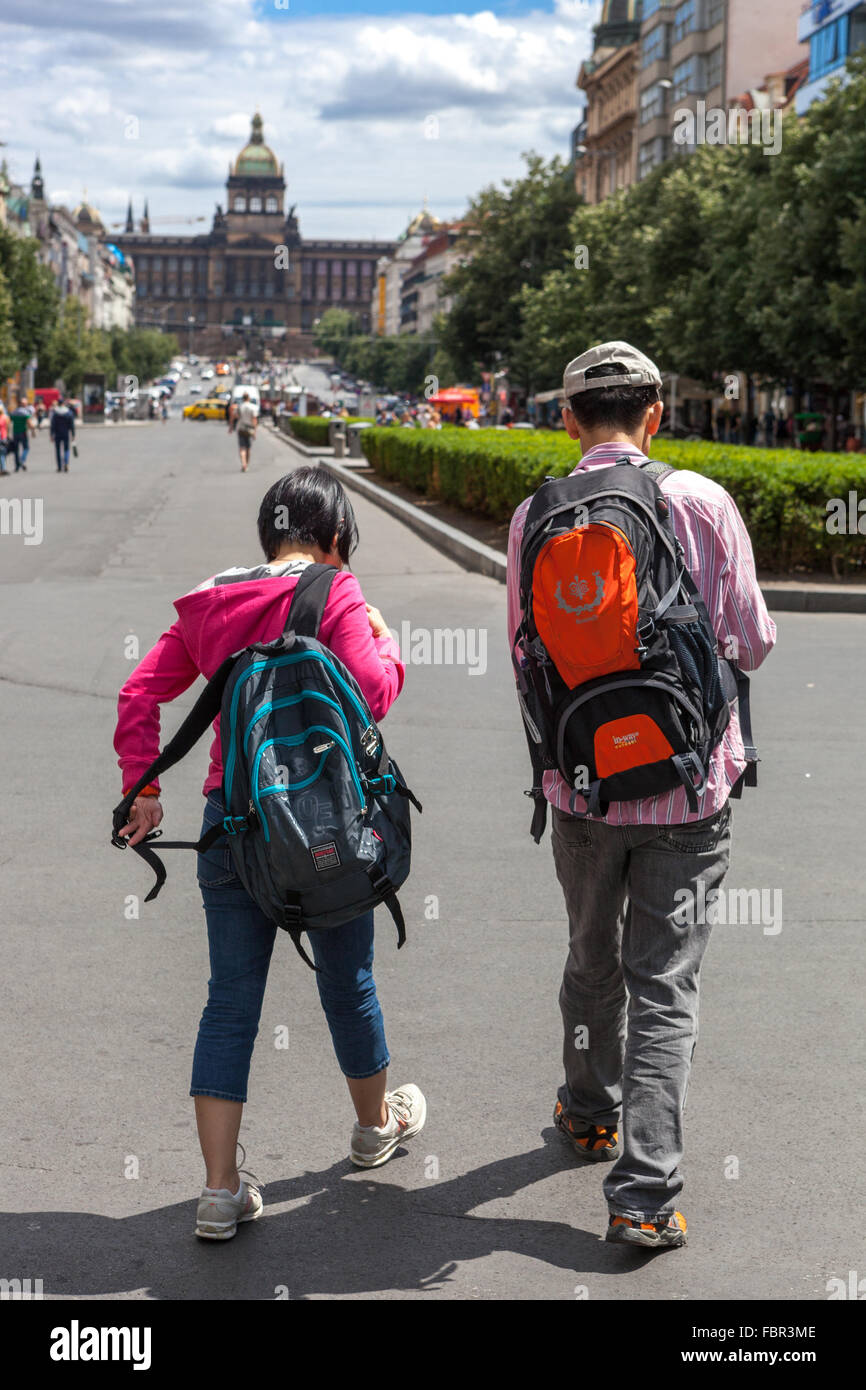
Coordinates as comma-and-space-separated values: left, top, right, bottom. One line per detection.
385, 1090, 413, 1129
236, 1142, 264, 1194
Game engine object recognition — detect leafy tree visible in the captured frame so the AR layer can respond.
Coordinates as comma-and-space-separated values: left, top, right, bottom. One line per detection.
109, 326, 179, 387
0, 225, 58, 372
438, 153, 580, 386
313, 308, 361, 361
37, 298, 112, 393
0, 265, 20, 382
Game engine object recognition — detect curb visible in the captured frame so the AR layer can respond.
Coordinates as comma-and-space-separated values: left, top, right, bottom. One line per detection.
267, 425, 866, 610
319, 459, 507, 583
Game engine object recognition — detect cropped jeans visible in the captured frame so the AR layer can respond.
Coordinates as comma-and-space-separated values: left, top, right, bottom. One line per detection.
551, 802, 733, 1223
190, 792, 390, 1103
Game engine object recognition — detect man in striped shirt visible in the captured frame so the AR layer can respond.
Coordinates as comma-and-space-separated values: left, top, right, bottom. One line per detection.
507, 342, 776, 1249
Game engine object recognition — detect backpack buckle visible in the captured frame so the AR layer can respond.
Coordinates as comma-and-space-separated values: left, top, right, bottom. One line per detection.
222, 815, 247, 836
283, 902, 303, 928
368, 866, 392, 897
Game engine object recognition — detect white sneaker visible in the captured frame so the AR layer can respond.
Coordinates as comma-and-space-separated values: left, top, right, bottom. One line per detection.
350, 1083, 427, 1168
194, 1178, 263, 1240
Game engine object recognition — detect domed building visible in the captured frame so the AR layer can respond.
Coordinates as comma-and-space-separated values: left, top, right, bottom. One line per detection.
117, 113, 396, 355
72, 193, 106, 240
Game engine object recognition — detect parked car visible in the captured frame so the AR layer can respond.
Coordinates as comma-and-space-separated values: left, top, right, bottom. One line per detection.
183, 396, 230, 420
200, 367, 215, 380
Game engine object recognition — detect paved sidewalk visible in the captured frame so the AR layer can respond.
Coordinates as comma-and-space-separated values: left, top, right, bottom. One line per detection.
0, 419, 862, 1300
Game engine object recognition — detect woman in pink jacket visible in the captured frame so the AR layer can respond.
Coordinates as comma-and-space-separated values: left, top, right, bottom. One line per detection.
114, 467, 426, 1240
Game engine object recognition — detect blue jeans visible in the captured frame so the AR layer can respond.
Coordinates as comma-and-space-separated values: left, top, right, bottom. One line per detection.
190, 793, 390, 1103
54, 437, 71, 470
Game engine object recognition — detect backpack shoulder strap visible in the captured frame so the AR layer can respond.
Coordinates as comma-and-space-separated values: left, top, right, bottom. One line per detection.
283, 562, 337, 640
637, 457, 675, 485
110, 651, 240, 896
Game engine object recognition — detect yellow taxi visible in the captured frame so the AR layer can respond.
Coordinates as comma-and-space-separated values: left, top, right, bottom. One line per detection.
183, 396, 229, 420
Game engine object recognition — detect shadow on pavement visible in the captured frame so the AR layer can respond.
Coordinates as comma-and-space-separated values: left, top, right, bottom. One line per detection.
10, 1131, 655, 1299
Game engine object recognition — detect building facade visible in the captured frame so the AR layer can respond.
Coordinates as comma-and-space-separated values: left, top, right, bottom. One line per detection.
575, 0, 641, 204
117, 114, 394, 356
635, 0, 805, 180
371, 206, 443, 337
398, 224, 463, 337
795, 0, 866, 113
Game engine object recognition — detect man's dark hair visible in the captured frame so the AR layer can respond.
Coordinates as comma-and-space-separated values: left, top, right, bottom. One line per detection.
567, 363, 661, 434
258, 466, 359, 564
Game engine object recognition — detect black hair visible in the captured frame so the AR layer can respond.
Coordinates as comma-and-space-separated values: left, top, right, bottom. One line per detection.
257, 467, 359, 565
568, 363, 661, 434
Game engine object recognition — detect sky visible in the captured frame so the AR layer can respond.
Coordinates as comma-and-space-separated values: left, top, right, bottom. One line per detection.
0, 0, 601, 242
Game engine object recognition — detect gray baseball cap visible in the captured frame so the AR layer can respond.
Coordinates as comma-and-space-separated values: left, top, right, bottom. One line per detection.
563, 340, 662, 397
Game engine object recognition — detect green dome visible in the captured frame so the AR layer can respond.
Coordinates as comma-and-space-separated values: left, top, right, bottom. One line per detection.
234, 113, 279, 177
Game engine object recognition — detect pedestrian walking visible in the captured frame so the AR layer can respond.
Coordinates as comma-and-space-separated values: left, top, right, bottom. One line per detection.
508, 342, 776, 1250
0, 401, 10, 475
113, 467, 426, 1240
50, 395, 76, 471
10, 398, 34, 470
235, 391, 257, 472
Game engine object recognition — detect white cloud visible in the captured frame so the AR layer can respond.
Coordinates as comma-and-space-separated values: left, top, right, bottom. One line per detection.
1, 1, 602, 240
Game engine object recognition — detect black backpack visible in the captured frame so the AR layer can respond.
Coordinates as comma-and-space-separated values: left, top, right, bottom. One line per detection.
112, 564, 421, 967
512, 458, 757, 840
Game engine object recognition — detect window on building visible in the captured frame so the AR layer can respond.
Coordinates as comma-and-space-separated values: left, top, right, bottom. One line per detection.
234, 196, 246, 212
265, 196, 278, 213
316, 260, 328, 274
641, 23, 669, 67
640, 82, 668, 124
360, 260, 372, 278
810, 15, 850, 80
152, 256, 162, 269
182, 257, 192, 271
168, 257, 178, 271
672, 55, 699, 99
704, 44, 723, 91
249, 196, 262, 213
673, 0, 697, 44
639, 137, 668, 179
642, 0, 662, 17
707, 0, 724, 28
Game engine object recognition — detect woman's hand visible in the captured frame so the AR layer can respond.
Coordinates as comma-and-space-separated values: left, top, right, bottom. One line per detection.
118, 796, 163, 847
365, 603, 390, 639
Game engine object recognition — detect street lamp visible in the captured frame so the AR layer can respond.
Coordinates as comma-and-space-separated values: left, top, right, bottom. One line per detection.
187, 314, 195, 357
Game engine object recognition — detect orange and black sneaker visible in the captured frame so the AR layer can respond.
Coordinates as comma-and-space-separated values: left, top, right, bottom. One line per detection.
605, 1211, 687, 1249
553, 1100, 620, 1162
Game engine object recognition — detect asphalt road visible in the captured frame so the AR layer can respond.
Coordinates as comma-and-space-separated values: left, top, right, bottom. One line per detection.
0, 415, 863, 1301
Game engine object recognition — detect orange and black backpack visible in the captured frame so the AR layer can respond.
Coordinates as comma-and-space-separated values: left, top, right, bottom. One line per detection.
512, 457, 757, 839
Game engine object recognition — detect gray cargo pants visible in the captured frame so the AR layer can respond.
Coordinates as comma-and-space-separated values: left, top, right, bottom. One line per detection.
551, 801, 733, 1222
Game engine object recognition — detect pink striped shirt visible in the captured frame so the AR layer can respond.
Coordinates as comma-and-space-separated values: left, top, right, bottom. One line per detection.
506, 442, 777, 825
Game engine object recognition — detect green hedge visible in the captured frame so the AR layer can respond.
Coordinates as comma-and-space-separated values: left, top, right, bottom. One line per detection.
288, 415, 372, 446
360, 427, 866, 573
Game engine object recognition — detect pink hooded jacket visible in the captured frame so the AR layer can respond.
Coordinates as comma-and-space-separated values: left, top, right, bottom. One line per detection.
114, 561, 404, 797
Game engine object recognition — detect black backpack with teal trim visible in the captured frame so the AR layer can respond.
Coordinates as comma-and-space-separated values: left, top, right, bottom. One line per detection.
112, 564, 421, 966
